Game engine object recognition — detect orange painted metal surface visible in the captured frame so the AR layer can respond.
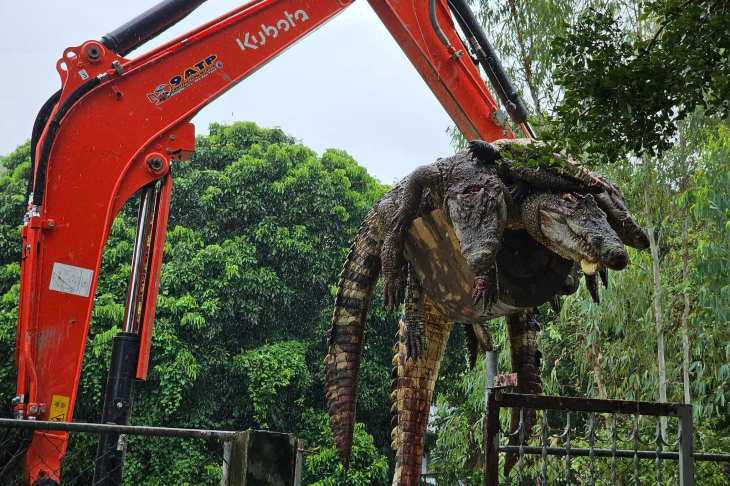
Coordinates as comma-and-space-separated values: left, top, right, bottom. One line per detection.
368, 0, 512, 141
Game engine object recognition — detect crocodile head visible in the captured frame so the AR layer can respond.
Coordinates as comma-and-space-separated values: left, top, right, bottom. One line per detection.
521, 192, 629, 275
591, 176, 650, 250
444, 180, 508, 278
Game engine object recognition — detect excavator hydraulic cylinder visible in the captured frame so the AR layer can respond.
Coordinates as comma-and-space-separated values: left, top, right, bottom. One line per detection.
93, 333, 140, 485
447, 0, 529, 125
101, 0, 210, 56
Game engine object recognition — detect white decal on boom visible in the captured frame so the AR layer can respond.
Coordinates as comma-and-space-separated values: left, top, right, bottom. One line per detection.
49, 263, 94, 298
235, 10, 309, 51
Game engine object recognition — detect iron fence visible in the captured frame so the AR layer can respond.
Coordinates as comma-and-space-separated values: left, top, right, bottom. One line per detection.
0, 419, 303, 485
484, 392, 730, 486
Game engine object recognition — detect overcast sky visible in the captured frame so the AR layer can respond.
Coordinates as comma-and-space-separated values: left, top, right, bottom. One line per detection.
0, 0, 459, 184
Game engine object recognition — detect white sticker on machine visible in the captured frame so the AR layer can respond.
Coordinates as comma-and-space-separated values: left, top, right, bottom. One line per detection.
49, 263, 94, 298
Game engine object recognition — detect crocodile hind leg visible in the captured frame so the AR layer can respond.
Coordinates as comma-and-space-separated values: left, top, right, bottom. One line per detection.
504, 311, 543, 476
401, 266, 428, 361
390, 296, 451, 486
381, 232, 408, 311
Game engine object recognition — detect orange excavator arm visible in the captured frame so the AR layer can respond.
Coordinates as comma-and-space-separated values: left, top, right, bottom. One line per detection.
10, 0, 528, 483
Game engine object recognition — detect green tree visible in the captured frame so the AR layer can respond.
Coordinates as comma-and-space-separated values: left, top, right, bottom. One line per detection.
550, 1, 730, 160
0, 123, 399, 485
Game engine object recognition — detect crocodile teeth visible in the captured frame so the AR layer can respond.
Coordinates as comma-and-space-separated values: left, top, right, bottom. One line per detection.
581, 259, 599, 275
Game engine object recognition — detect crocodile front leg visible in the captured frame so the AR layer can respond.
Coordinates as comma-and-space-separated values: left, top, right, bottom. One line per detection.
378, 196, 408, 310
390, 297, 452, 486
381, 232, 408, 311
391, 164, 441, 233
473, 265, 499, 311
469, 138, 605, 195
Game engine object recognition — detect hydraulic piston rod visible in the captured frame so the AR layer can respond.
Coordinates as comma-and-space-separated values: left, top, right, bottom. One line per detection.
123, 185, 156, 334
94, 185, 155, 485
447, 0, 529, 125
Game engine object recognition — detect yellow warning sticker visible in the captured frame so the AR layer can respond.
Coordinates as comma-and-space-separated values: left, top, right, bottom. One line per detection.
49, 395, 70, 422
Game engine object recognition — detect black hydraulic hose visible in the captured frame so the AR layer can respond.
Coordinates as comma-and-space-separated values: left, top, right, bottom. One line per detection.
101, 0, 210, 56
27, 89, 62, 204
33, 77, 103, 207
447, 0, 529, 126
429, 0, 453, 51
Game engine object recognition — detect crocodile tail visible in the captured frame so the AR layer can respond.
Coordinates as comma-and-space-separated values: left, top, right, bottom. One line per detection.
504, 312, 543, 476
324, 209, 384, 469
391, 298, 451, 486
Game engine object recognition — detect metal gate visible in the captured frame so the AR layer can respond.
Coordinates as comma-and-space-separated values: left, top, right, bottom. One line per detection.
484, 391, 730, 486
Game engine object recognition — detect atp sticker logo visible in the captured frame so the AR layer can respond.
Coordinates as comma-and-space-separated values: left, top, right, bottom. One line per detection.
147, 55, 223, 105
148, 84, 173, 104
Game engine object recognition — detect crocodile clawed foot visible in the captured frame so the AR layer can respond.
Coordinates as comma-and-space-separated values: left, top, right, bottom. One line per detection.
391, 209, 411, 234
467, 139, 498, 163
403, 324, 426, 362
550, 295, 562, 314
382, 278, 406, 311
508, 180, 532, 203
473, 267, 499, 311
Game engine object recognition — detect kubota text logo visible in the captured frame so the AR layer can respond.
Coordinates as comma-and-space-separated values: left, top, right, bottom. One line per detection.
235, 10, 309, 51
147, 55, 223, 105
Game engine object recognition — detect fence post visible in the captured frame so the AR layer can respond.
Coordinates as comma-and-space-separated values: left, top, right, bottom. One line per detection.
484, 350, 499, 486
221, 436, 233, 486
219, 430, 301, 486
678, 404, 694, 486
294, 438, 304, 486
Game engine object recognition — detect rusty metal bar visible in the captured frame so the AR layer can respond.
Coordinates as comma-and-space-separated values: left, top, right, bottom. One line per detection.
501, 445, 679, 460
0, 418, 235, 441
495, 392, 686, 417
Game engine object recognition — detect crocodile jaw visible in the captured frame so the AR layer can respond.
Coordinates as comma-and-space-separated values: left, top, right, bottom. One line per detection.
580, 259, 599, 275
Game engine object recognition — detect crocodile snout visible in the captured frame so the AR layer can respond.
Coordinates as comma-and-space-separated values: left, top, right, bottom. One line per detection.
603, 247, 629, 270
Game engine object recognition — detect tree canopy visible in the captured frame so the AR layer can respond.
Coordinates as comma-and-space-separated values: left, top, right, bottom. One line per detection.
549, 0, 730, 160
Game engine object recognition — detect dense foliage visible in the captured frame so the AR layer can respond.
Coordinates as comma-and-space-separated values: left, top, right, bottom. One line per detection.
550, 0, 730, 160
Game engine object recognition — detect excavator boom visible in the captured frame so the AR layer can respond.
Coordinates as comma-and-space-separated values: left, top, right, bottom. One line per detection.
9, 0, 526, 483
